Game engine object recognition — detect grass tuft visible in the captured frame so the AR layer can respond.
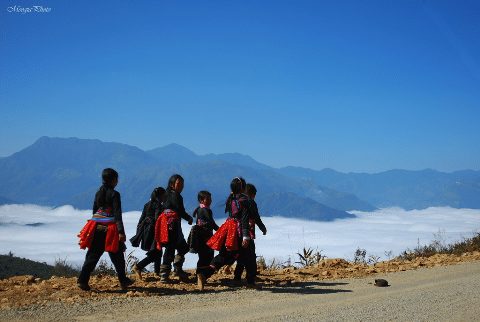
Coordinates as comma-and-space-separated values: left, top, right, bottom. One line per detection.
53, 257, 79, 277
399, 232, 480, 261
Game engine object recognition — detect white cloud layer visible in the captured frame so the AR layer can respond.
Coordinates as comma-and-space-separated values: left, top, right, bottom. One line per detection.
0, 205, 479, 270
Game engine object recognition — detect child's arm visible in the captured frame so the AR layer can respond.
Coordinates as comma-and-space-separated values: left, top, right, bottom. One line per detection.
200, 208, 219, 231
154, 201, 164, 221
112, 190, 126, 241
209, 209, 220, 231
256, 217, 267, 235
173, 193, 193, 224
137, 203, 148, 229
92, 190, 99, 214
240, 198, 251, 248
252, 201, 267, 235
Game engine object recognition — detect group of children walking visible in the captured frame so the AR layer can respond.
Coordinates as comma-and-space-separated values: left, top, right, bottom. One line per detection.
77, 168, 267, 291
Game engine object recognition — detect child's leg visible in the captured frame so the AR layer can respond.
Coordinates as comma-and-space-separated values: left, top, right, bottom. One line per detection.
136, 255, 152, 270
78, 230, 106, 285
78, 248, 104, 284
196, 247, 213, 274
234, 262, 245, 280
154, 249, 163, 275
206, 249, 214, 267
160, 244, 175, 279
137, 249, 162, 270
245, 240, 257, 285
234, 243, 250, 280
108, 249, 129, 284
197, 247, 237, 290
201, 247, 237, 279
196, 251, 203, 273
173, 237, 189, 274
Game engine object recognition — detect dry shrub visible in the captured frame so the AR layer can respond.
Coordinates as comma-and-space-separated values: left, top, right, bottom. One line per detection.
399, 232, 480, 261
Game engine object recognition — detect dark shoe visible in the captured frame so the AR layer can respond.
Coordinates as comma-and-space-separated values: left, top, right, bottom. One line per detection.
132, 264, 143, 281
77, 282, 91, 291
159, 264, 171, 282
197, 273, 206, 291
120, 277, 134, 290
160, 275, 170, 283
173, 269, 190, 281
173, 254, 185, 268
246, 283, 262, 290
229, 278, 243, 287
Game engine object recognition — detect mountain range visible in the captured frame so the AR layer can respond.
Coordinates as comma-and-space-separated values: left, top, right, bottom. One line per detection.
278, 167, 480, 210
0, 137, 479, 220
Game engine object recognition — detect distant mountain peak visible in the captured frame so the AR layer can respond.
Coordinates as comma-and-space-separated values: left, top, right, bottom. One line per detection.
203, 152, 271, 170
161, 143, 196, 152
29, 136, 144, 152
147, 143, 199, 163
33, 136, 107, 146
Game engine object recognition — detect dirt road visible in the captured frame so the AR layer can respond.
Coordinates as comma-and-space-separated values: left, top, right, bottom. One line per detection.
2, 261, 480, 321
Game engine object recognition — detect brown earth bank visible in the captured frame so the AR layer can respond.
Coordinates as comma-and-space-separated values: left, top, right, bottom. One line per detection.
0, 251, 479, 313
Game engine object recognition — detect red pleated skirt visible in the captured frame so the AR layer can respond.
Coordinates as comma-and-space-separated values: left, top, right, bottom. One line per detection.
78, 220, 120, 253
154, 211, 179, 250
206, 218, 239, 251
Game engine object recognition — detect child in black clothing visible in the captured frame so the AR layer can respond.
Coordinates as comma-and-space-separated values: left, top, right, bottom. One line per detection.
130, 187, 166, 280
197, 177, 251, 291
77, 168, 133, 291
188, 191, 219, 275
233, 183, 267, 286
156, 174, 193, 282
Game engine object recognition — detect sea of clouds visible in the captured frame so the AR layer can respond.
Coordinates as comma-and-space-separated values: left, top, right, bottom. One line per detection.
0, 204, 479, 270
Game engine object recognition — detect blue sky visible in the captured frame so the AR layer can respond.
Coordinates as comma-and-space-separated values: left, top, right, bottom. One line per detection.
1, 0, 479, 173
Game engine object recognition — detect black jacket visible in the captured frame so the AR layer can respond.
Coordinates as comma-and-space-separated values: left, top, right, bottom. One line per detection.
194, 207, 219, 232
93, 184, 124, 234
163, 188, 193, 223
188, 207, 219, 253
130, 199, 163, 251
249, 199, 267, 235
226, 193, 251, 239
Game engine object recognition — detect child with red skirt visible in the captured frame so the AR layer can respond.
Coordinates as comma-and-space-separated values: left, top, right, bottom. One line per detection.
196, 177, 251, 290
77, 168, 133, 291
155, 174, 193, 281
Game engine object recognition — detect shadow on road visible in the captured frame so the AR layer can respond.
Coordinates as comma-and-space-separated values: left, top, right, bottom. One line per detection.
95, 280, 351, 296
262, 281, 352, 295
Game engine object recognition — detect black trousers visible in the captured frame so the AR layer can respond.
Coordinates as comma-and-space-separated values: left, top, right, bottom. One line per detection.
196, 245, 214, 274
161, 228, 190, 272
137, 248, 163, 274
234, 240, 257, 284
78, 229, 128, 284
200, 243, 241, 279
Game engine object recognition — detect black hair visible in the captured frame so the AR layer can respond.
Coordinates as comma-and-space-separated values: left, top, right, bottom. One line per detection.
230, 177, 245, 194
246, 183, 257, 196
147, 186, 165, 214
95, 168, 119, 208
197, 190, 211, 203
102, 168, 118, 188
167, 174, 184, 190
225, 176, 246, 213
151, 186, 166, 201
